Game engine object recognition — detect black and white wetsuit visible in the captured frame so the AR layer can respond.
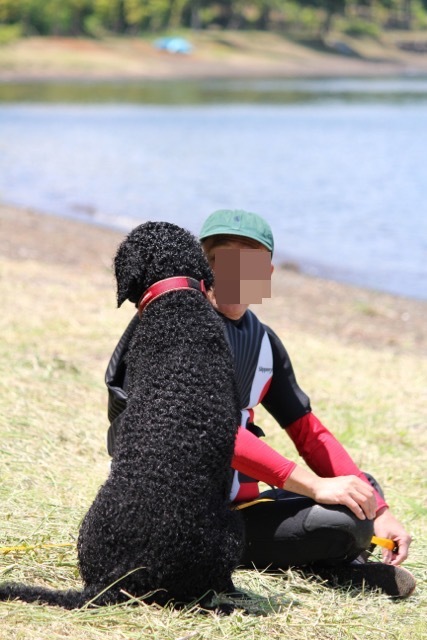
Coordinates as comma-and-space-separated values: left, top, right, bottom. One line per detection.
105, 309, 310, 502
220, 310, 310, 501
105, 310, 383, 568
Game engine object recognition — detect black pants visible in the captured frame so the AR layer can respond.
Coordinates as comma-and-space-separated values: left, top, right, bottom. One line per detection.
239, 475, 382, 569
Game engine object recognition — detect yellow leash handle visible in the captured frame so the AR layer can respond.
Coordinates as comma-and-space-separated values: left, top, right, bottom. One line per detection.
371, 536, 396, 551
232, 498, 275, 511
0, 542, 74, 555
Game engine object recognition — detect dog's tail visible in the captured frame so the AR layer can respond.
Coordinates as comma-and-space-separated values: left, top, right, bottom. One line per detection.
0, 582, 115, 609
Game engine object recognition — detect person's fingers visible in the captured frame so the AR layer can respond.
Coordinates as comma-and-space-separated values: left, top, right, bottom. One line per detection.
348, 487, 376, 520
312, 476, 376, 519
343, 496, 367, 520
384, 535, 412, 565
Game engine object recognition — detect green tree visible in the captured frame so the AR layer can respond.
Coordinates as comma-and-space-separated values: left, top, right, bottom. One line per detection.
0, 0, 20, 23
93, 0, 126, 32
0, 0, 423, 38
321, 0, 346, 34
124, 0, 171, 31
168, 0, 190, 27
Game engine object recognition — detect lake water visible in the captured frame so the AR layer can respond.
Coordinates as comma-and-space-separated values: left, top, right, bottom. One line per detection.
0, 78, 426, 300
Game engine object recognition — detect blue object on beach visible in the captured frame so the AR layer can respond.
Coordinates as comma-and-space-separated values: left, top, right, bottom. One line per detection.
154, 37, 193, 55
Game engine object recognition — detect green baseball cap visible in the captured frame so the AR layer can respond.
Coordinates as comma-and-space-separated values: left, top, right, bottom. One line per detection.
199, 209, 274, 254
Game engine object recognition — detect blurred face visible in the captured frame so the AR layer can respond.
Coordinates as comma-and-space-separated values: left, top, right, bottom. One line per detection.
203, 238, 273, 320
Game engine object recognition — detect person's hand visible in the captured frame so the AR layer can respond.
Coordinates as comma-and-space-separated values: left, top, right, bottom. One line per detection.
374, 507, 412, 565
311, 475, 377, 520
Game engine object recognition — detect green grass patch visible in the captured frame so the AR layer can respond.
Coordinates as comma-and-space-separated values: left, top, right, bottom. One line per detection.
1, 256, 426, 639
0, 24, 23, 45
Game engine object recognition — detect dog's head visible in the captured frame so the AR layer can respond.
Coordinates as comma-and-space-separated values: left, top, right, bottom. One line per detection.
114, 221, 215, 307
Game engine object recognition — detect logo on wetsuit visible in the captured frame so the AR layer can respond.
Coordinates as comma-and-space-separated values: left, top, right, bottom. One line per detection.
258, 366, 273, 374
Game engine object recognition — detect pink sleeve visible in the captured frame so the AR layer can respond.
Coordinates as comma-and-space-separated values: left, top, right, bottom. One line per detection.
286, 413, 388, 512
232, 426, 296, 488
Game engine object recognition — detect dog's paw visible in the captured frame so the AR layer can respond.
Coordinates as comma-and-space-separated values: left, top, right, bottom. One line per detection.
214, 601, 235, 616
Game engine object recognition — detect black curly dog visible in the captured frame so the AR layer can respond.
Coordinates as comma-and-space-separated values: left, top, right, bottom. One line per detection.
0, 221, 244, 610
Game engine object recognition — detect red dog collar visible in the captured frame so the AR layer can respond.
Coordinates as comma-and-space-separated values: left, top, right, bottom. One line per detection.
138, 277, 207, 316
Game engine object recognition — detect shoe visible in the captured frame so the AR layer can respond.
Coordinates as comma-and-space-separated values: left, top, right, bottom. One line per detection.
313, 561, 416, 598
348, 562, 416, 598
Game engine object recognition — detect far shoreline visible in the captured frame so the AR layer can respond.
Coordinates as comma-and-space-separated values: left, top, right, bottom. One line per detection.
1, 199, 424, 304
2, 68, 427, 84
2, 34, 427, 83
1, 202, 426, 358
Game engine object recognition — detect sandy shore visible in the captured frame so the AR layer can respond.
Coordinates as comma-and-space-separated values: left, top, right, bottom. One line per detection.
1, 203, 426, 357
1, 34, 427, 82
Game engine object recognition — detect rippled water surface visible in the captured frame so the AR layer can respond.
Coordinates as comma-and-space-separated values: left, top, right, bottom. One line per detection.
0, 78, 426, 299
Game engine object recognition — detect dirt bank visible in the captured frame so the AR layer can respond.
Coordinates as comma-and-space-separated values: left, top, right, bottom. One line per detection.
1, 32, 427, 81
1, 204, 425, 357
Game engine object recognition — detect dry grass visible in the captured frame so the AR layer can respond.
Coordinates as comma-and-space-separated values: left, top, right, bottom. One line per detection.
0, 215, 426, 639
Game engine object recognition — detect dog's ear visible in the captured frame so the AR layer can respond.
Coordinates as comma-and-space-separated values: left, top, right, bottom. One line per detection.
116, 274, 140, 308
114, 235, 146, 308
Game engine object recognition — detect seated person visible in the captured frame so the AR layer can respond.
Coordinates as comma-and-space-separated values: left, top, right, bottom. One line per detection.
105, 209, 414, 598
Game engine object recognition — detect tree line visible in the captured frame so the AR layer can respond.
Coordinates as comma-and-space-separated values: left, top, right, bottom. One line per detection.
0, 0, 426, 38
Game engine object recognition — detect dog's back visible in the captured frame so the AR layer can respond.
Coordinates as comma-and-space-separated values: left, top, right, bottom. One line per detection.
78, 222, 244, 604
0, 221, 243, 610
79, 289, 243, 602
